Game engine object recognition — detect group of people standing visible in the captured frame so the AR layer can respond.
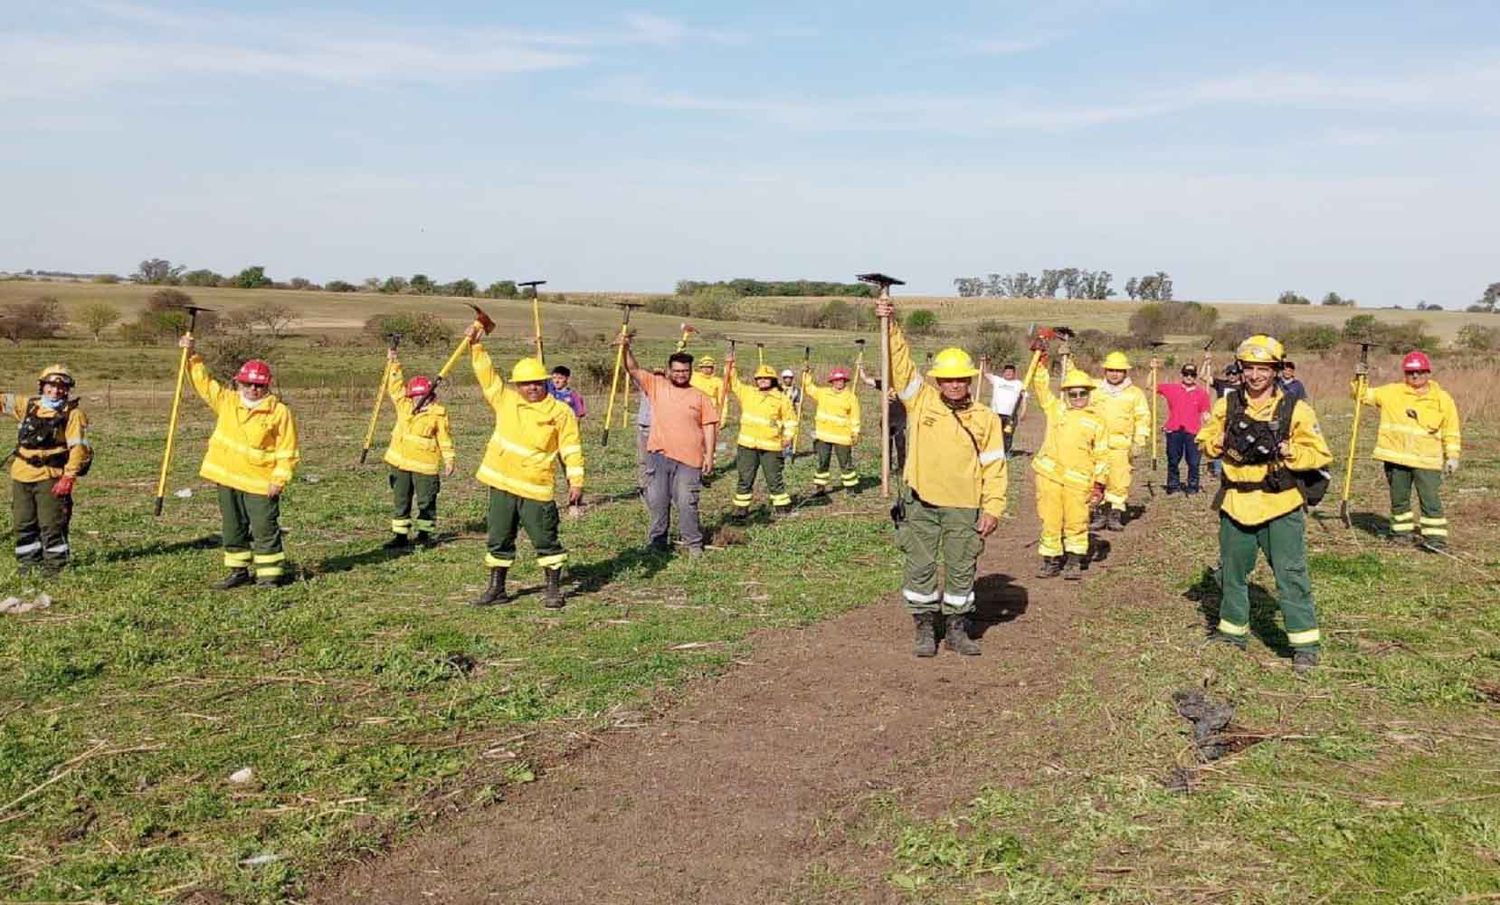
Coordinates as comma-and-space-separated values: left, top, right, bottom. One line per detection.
3, 308, 1465, 678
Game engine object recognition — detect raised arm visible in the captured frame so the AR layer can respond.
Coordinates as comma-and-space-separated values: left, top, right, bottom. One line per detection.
386, 354, 406, 404
468, 336, 505, 406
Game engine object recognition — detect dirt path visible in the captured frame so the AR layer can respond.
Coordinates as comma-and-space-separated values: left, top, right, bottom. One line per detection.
316, 437, 1161, 904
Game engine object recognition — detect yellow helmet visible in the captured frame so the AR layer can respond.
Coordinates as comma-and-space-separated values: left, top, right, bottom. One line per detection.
1061, 369, 1095, 391
1236, 334, 1285, 364
753, 364, 777, 380
510, 357, 550, 383
697, 355, 716, 366
1101, 351, 1131, 371
38, 364, 75, 388
928, 347, 979, 379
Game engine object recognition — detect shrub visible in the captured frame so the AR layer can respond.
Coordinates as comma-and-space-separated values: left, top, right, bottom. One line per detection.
91, 273, 122, 284
363, 311, 453, 348
1277, 290, 1311, 306
0, 297, 66, 343
905, 310, 938, 335
1211, 314, 1295, 351
1128, 300, 1219, 343
972, 322, 1024, 369
1457, 324, 1500, 351
645, 296, 691, 316
1321, 291, 1355, 307
204, 334, 279, 383
687, 287, 736, 321
1284, 324, 1339, 351
484, 280, 518, 299
326, 280, 358, 293
233, 265, 272, 289
79, 301, 122, 342
181, 269, 224, 287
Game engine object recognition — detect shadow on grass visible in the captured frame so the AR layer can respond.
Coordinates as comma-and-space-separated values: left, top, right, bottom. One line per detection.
569, 545, 673, 594
316, 544, 412, 575
1186, 567, 1293, 658
969, 572, 1029, 638
89, 533, 221, 564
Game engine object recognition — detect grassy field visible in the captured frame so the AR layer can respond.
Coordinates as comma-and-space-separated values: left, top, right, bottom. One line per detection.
832, 365, 1500, 904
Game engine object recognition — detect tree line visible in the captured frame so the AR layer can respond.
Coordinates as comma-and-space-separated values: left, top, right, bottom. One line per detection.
951, 270, 1175, 301
673, 279, 874, 298
126, 259, 545, 301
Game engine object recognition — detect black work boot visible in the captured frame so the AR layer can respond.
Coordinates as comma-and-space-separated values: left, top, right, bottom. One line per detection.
943, 614, 982, 656
1036, 556, 1062, 579
911, 613, 937, 658
471, 567, 509, 607
212, 568, 253, 591
727, 507, 749, 524
1106, 507, 1126, 531
256, 572, 285, 589
1293, 649, 1320, 676
1062, 552, 1083, 581
542, 568, 566, 609
383, 533, 409, 550
811, 484, 829, 497
414, 531, 434, 546
1089, 506, 1107, 531
772, 503, 793, 518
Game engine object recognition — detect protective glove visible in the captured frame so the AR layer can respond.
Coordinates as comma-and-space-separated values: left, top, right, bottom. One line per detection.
51, 475, 76, 497
1444, 459, 1460, 475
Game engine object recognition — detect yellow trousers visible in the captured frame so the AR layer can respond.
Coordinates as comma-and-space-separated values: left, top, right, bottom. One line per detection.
1103, 448, 1133, 510
1037, 478, 1091, 557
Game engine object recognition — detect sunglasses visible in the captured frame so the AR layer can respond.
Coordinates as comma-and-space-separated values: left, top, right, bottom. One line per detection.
1065, 389, 1091, 399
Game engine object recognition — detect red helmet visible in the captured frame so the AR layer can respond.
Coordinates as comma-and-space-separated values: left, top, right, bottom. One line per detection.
234, 359, 272, 386
828, 367, 851, 382
1401, 351, 1432, 372
406, 376, 434, 399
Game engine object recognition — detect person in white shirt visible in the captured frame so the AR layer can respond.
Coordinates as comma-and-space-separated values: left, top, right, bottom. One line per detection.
981, 359, 1028, 454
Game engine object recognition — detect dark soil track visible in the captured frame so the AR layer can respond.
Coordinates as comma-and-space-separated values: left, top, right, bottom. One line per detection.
316, 438, 1161, 903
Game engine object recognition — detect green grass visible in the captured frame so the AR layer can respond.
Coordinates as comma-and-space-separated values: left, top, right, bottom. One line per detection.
853, 402, 1500, 904
0, 348, 903, 901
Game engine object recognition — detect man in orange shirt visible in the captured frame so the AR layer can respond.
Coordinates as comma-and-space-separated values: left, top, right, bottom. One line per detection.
621, 337, 720, 556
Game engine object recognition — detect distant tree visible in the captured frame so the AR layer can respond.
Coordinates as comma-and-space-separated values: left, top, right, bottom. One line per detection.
1000, 272, 1040, 298
0, 297, 66, 344
133, 258, 184, 285
905, 309, 939, 335
80, 301, 121, 341
953, 277, 985, 298
91, 273, 122, 284
1472, 281, 1500, 312
1124, 277, 1139, 301
1037, 269, 1063, 299
380, 276, 408, 294
1457, 324, 1500, 351
326, 279, 358, 293
361, 277, 380, 292
245, 301, 295, 338
233, 265, 272, 289
1415, 300, 1443, 311
1134, 272, 1174, 301
1278, 290, 1311, 306
446, 278, 478, 298
1078, 270, 1114, 300
364, 310, 453, 348
288, 277, 318, 291
1320, 291, 1355, 307
485, 280, 519, 299
408, 274, 435, 295
181, 269, 223, 287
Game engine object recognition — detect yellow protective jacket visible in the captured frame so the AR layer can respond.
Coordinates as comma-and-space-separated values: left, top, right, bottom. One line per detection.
690, 372, 726, 411
382, 363, 455, 476
2, 394, 91, 483
1199, 389, 1332, 527
1029, 372, 1110, 492
801, 372, 861, 446
1093, 379, 1151, 450
725, 368, 797, 451
470, 343, 584, 502
188, 355, 300, 495
1357, 380, 1461, 470
890, 323, 1008, 518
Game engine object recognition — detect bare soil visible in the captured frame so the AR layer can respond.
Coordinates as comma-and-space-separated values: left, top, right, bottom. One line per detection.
314, 440, 1160, 904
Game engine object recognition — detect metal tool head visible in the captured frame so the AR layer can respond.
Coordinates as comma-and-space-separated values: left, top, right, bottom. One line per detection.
1203, 339, 1215, 351
466, 303, 497, 334
614, 301, 644, 310
385, 332, 403, 348
519, 280, 547, 289
854, 338, 866, 348
1053, 326, 1076, 339
1149, 340, 1168, 349
856, 272, 906, 289
180, 304, 215, 316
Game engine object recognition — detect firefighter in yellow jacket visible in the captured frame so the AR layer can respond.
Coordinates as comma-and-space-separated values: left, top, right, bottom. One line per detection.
1354, 350, 1461, 548
180, 337, 300, 589
877, 297, 1007, 659
3, 365, 92, 574
722, 355, 797, 519
801, 365, 862, 494
1091, 351, 1151, 531
1030, 359, 1110, 581
465, 322, 584, 609
1199, 335, 1332, 675
690, 356, 727, 411
381, 349, 456, 550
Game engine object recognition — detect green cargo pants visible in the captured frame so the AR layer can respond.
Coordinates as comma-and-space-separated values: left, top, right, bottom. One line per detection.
897, 488, 983, 616
389, 467, 441, 536
218, 486, 286, 580
485, 488, 566, 570
733, 446, 791, 509
1215, 509, 1319, 651
12, 478, 72, 570
813, 440, 857, 489
1384, 463, 1446, 542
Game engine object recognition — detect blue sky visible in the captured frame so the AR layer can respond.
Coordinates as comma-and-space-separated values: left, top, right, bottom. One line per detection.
3, 0, 1498, 305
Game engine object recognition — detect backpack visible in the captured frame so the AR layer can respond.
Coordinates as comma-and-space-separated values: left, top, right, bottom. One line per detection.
1221, 390, 1327, 508
10, 398, 93, 477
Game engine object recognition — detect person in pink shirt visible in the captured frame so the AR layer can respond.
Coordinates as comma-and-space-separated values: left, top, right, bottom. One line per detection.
1155, 361, 1213, 494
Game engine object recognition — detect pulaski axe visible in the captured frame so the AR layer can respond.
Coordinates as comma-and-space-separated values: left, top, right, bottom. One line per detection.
857, 272, 904, 498
154, 304, 214, 516
520, 280, 547, 364
417, 303, 495, 409
359, 332, 403, 464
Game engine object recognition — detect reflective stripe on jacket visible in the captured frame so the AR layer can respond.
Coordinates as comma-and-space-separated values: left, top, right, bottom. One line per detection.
1029, 372, 1110, 491
801, 372, 861, 445
1358, 380, 1461, 470
1198, 389, 1331, 527
725, 369, 797, 451
1094, 379, 1150, 449
187, 356, 300, 495
470, 344, 584, 502
889, 323, 1008, 518
382, 363, 455, 475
